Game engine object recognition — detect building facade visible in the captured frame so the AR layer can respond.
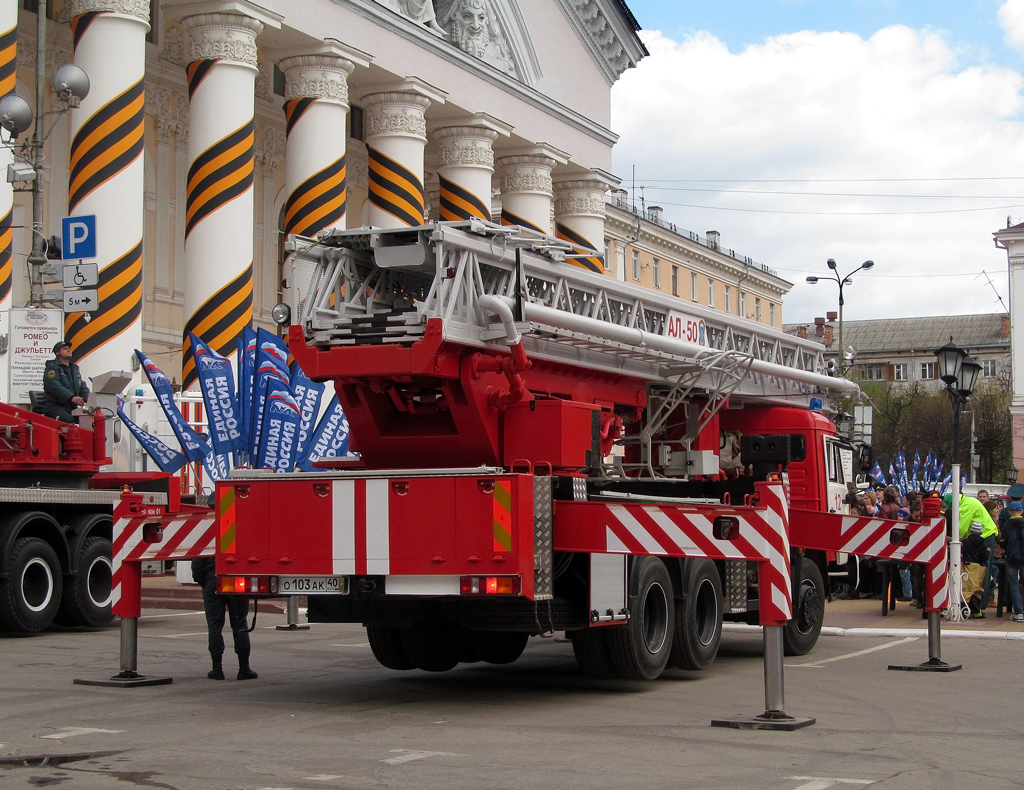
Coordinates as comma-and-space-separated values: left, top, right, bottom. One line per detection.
784, 314, 1010, 390
602, 192, 790, 329
0, 0, 646, 394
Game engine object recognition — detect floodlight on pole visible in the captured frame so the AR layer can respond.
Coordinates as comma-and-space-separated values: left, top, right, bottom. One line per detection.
805, 258, 875, 375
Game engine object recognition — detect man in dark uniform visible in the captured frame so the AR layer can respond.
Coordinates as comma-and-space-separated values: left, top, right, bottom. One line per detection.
39, 340, 90, 423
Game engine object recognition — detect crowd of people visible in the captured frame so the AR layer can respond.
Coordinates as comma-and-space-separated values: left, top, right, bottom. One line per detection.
842, 483, 1024, 622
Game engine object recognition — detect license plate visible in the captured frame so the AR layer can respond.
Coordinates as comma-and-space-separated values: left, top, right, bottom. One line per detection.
278, 576, 346, 594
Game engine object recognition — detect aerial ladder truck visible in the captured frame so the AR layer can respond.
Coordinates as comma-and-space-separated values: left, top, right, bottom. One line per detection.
122, 219, 946, 681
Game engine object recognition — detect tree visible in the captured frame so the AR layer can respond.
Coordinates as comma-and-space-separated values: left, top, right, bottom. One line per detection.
859, 375, 1011, 485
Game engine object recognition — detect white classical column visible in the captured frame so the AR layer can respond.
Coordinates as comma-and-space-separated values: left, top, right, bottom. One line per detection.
176, 5, 280, 390
362, 80, 446, 228
433, 117, 509, 222
553, 171, 615, 275
280, 44, 369, 238
62, 0, 150, 381
994, 221, 1024, 480
0, 0, 14, 314
496, 145, 568, 235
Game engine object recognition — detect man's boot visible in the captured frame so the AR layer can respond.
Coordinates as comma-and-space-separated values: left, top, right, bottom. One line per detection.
237, 654, 258, 680
208, 653, 225, 680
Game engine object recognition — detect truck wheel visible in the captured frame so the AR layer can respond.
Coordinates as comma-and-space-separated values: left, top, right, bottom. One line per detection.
0, 537, 64, 633
670, 558, 723, 671
366, 626, 415, 670
606, 557, 674, 680
571, 626, 617, 678
57, 537, 113, 628
468, 631, 529, 664
784, 560, 825, 656
401, 622, 461, 672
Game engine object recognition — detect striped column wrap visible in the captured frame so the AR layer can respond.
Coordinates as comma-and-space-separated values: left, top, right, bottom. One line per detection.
64, 242, 142, 362
554, 221, 603, 274
111, 511, 216, 616
284, 157, 346, 237
435, 124, 499, 222
181, 58, 256, 390
181, 265, 253, 390
367, 145, 424, 227
64, 78, 145, 360
499, 208, 545, 234
283, 96, 346, 236
0, 207, 10, 305
184, 116, 254, 240
279, 50, 359, 237
439, 175, 489, 221
0, 17, 14, 308
64, 10, 147, 364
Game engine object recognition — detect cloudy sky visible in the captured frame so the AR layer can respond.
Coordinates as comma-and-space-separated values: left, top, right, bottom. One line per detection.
611, 0, 1024, 324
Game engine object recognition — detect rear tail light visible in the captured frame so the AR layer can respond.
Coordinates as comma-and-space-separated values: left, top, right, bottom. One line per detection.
218, 575, 275, 594
460, 575, 521, 595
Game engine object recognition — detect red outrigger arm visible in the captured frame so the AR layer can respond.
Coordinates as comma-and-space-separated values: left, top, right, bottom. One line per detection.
787, 510, 949, 613
555, 481, 794, 626
111, 492, 216, 619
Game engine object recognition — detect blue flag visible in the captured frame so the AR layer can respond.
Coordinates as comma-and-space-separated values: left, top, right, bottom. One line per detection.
190, 333, 244, 455
871, 461, 886, 486
250, 329, 291, 458
237, 327, 258, 461
256, 379, 301, 473
298, 395, 350, 471
136, 350, 210, 462
202, 449, 232, 483
290, 361, 325, 464
116, 396, 187, 474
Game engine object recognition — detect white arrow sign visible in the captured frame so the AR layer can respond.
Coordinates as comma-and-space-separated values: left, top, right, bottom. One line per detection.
64, 289, 98, 312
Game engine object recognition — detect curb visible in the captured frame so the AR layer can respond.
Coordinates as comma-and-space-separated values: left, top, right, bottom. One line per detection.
723, 622, 1024, 641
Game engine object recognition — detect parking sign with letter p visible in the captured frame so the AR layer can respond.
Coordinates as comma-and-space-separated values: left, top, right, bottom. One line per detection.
61, 215, 96, 260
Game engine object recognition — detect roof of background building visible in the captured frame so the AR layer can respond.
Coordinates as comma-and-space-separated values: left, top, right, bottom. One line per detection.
783, 313, 1009, 354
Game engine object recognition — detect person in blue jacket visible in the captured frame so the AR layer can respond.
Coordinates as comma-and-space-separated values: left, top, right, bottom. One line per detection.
39, 340, 90, 423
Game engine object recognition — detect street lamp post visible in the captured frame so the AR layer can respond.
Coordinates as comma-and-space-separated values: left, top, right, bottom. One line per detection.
934, 339, 982, 467
934, 338, 982, 623
806, 258, 875, 375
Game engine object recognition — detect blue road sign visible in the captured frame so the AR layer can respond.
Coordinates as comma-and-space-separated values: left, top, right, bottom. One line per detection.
61, 215, 96, 260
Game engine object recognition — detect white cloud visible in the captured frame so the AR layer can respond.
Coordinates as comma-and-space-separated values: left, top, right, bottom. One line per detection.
611, 26, 1024, 323
999, 0, 1024, 52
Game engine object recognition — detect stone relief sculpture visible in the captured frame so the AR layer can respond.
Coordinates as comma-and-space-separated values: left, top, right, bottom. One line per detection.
437, 0, 514, 74
373, 0, 445, 34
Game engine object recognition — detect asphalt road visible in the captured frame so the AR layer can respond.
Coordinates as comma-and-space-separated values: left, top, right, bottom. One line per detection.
2, 607, 1021, 790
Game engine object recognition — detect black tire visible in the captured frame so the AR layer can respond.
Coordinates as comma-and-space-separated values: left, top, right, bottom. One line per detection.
401, 622, 461, 672
366, 626, 415, 670
468, 631, 529, 665
606, 557, 674, 680
784, 559, 825, 656
670, 558, 723, 671
0, 537, 63, 633
56, 537, 113, 628
571, 626, 617, 678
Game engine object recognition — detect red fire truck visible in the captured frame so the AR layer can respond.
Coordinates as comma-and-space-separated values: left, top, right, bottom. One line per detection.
188, 219, 924, 682
0, 373, 176, 634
